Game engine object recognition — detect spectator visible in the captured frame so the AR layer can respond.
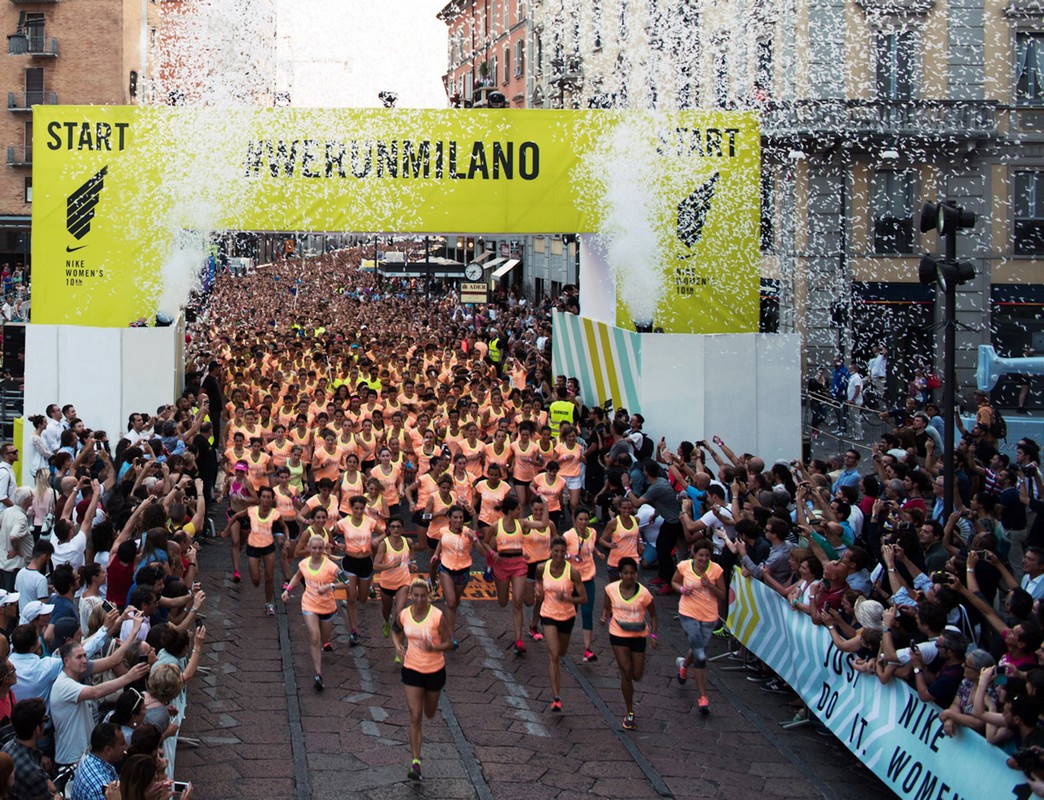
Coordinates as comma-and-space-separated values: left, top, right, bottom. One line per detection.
70, 722, 126, 800
0, 445, 16, 508
2, 697, 56, 800
831, 450, 862, 494
52, 478, 101, 570
13, 541, 52, 617
909, 629, 969, 708
42, 405, 64, 454
0, 487, 32, 591
623, 460, 682, 596
50, 640, 150, 767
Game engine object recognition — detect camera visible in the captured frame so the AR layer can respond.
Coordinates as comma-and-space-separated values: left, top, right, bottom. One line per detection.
930, 571, 950, 584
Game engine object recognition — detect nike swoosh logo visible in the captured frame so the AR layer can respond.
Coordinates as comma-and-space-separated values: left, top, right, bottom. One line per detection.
65, 245, 87, 252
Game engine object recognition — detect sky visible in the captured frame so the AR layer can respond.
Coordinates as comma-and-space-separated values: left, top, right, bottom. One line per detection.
278, 0, 450, 108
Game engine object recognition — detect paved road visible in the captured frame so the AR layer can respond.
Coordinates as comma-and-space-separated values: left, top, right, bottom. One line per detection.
178, 535, 891, 800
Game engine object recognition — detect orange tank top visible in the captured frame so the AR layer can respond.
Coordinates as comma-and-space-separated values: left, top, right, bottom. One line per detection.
605, 581, 653, 638
247, 506, 280, 548
677, 559, 724, 623
378, 537, 411, 590
267, 440, 293, 468
426, 491, 456, 540
300, 557, 339, 615
336, 515, 376, 558
274, 486, 298, 521
475, 480, 511, 526
338, 472, 365, 513
540, 560, 576, 621
607, 516, 640, 567
399, 605, 445, 674
440, 527, 477, 571
494, 518, 523, 554
564, 527, 596, 582
522, 521, 552, 563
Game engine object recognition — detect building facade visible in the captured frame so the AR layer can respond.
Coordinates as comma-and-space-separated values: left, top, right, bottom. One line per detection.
0, 0, 150, 272
498, 0, 1044, 404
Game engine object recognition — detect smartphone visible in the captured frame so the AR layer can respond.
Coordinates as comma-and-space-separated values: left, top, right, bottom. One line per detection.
102, 601, 116, 614
194, 615, 206, 629
172, 781, 191, 799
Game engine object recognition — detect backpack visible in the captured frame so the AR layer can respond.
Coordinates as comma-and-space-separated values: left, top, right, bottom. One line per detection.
635, 432, 655, 461
990, 406, 1007, 441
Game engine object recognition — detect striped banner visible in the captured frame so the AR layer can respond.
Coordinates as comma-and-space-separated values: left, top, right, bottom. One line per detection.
727, 573, 1019, 800
551, 311, 641, 414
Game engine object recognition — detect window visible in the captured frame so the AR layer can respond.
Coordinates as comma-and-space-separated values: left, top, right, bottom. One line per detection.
876, 31, 915, 102
755, 39, 773, 96
1016, 32, 1044, 106
592, 0, 602, 49
1014, 171, 1044, 255
25, 68, 43, 107
715, 50, 728, 108
23, 13, 44, 53
503, 46, 510, 84
535, 34, 543, 75
620, 0, 628, 39
761, 173, 774, 251
873, 170, 915, 255
24, 178, 31, 204
489, 55, 497, 87
514, 39, 525, 77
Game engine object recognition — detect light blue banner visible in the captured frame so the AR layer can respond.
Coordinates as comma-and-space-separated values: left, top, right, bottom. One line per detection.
727, 572, 1022, 800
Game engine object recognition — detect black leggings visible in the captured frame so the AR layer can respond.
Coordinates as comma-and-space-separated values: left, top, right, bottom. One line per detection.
656, 520, 684, 584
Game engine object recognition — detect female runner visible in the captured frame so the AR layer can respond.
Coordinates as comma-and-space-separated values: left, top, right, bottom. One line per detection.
228, 486, 287, 616
599, 497, 642, 581
272, 466, 300, 589
554, 426, 586, 515
523, 496, 556, 641
535, 536, 586, 712
293, 507, 339, 558
332, 496, 380, 646
563, 507, 605, 663
392, 577, 454, 782
337, 452, 365, 517
432, 506, 489, 644
671, 538, 724, 714
374, 518, 418, 645
281, 534, 349, 691
221, 461, 257, 583
363, 477, 390, 527
484, 496, 529, 655
601, 557, 657, 730
422, 473, 457, 553
370, 446, 404, 520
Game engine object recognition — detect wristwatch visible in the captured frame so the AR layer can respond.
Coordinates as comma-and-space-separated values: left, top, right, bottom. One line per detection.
913, 667, 922, 674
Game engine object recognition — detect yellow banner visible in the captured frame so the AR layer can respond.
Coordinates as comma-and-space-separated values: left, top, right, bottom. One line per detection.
32, 108, 759, 329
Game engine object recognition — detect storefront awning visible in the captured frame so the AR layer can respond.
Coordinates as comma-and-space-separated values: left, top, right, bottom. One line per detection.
483, 257, 507, 270
491, 258, 521, 279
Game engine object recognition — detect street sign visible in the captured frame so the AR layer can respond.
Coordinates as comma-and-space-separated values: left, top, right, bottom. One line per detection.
460, 282, 488, 304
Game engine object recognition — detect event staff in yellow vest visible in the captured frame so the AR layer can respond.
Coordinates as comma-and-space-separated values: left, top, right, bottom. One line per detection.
548, 387, 576, 437
487, 330, 503, 376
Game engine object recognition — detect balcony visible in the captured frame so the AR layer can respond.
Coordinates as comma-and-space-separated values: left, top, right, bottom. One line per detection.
6, 145, 31, 166
549, 56, 582, 86
8, 90, 56, 111
761, 99, 997, 141
8, 34, 58, 57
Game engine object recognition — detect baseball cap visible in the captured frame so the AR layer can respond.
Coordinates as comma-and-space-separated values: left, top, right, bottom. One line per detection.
21, 600, 55, 624
0, 590, 18, 607
51, 617, 80, 649
234, 460, 249, 472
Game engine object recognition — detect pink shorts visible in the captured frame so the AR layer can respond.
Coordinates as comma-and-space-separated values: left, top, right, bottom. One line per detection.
493, 554, 528, 581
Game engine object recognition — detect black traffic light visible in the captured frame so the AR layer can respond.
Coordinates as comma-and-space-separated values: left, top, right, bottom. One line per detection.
916, 200, 976, 290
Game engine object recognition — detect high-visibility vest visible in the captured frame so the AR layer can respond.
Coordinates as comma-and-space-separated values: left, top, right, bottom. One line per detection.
549, 400, 574, 435
488, 337, 501, 364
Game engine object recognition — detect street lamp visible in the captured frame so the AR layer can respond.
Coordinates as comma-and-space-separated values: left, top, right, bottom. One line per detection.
917, 200, 976, 517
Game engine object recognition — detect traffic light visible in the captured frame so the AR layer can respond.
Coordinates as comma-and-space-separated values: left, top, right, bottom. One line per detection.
917, 201, 976, 290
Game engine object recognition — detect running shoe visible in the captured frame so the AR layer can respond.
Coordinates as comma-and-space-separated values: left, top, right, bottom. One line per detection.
655, 584, 675, 596
232, 571, 241, 584
550, 697, 562, 713
368, 585, 378, 599
712, 625, 729, 638
349, 630, 360, 647
314, 675, 324, 692
582, 649, 598, 663
265, 603, 275, 617
697, 696, 710, 715
407, 759, 422, 781
483, 566, 494, 582
622, 712, 636, 731
513, 639, 526, 656
528, 627, 544, 642
761, 678, 789, 694
394, 652, 403, 665
651, 577, 666, 586
452, 639, 459, 651
322, 642, 334, 653
382, 620, 391, 638
676, 657, 688, 684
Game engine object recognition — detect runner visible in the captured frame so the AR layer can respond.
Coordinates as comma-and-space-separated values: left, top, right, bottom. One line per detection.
370, 446, 404, 521
227, 486, 288, 616
272, 466, 301, 589
601, 557, 657, 730
422, 473, 457, 553
484, 495, 529, 655
563, 507, 604, 663
671, 538, 725, 714
531, 461, 568, 530
373, 518, 417, 648
331, 495, 380, 646
337, 452, 365, 516
391, 577, 454, 782
535, 536, 586, 712
221, 461, 257, 583
599, 497, 642, 581
554, 425, 586, 515
281, 534, 350, 690
522, 496, 556, 641
510, 420, 542, 508
431, 505, 489, 645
